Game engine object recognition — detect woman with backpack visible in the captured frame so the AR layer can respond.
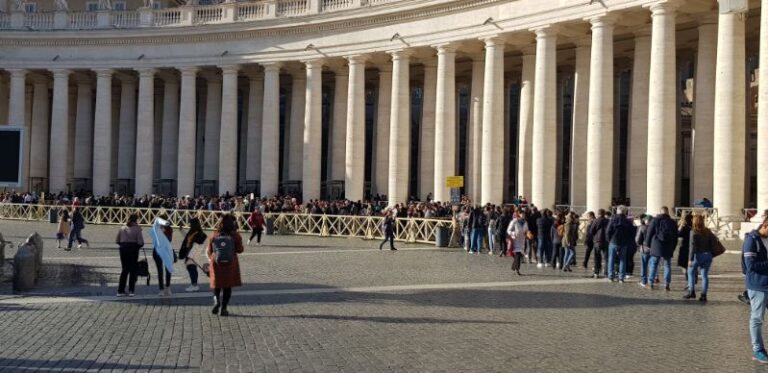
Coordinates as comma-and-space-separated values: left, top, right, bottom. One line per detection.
247, 210, 266, 246
207, 214, 245, 316
179, 217, 207, 292
685, 214, 716, 302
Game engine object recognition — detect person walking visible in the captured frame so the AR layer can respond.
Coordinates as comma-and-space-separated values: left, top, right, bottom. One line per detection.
589, 209, 609, 278
153, 220, 174, 296
561, 214, 578, 272
179, 217, 207, 292
644, 206, 678, 291
678, 213, 693, 286
468, 206, 487, 254
66, 207, 89, 250
685, 214, 716, 302
56, 209, 71, 249
208, 214, 245, 317
497, 207, 514, 257
636, 215, 652, 288
743, 219, 768, 364
379, 211, 397, 251
605, 205, 634, 282
116, 213, 144, 297
247, 210, 266, 246
507, 211, 528, 275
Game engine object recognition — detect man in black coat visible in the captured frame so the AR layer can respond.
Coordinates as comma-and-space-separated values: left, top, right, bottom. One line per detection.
644, 206, 678, 290
589, 209, 609, 278
606, 206, 635, 282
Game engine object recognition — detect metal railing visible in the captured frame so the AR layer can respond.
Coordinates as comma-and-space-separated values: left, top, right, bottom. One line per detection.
0, 203, 456, 244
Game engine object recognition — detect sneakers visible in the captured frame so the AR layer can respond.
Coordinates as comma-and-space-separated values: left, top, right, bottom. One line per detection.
537, 263, 543, 269
753, 350, 768, 364
220, 309, 230, 317
624, 275, 632, 280
665, 285, 671, 292
164, 287, 172, 296
699, 294, 708, 303
638, 282, 647, 288
592, 274, 599, 279
683, 291, 697, 300
128, 293, 135, 297
212, 304, 220, 315
739, 293, 751, 305
77, 244, 82, 249
544, 263, 550, 268
247, 239, 251, 245
158, 290, 166, 296
116, 293, 126, 297
185, 285, 199, 292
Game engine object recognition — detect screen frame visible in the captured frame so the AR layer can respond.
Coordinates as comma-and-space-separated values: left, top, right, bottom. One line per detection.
0, 126, 26, 189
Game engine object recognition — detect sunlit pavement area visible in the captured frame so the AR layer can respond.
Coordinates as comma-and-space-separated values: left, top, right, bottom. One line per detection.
0, 220, 759, 372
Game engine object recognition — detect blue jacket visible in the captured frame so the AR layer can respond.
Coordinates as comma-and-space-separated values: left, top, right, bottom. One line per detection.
606, 214, 634, 247
644, 214, 677, 258
743, 230, 768, 292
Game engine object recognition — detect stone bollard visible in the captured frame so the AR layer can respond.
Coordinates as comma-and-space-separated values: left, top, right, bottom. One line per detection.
0, 232, 5, 266
13, 244, 37, 292
26, 233, 44, 275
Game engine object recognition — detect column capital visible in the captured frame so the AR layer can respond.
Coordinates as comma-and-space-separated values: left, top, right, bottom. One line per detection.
389, 49, 413, 60
219, 64, 241, 75
51, 69, 71, 79
93, 69, 114, 79
644, 1, 679, 16
531, 25, 559, 38
136, 68, 156, 78
200, 71, 222, 83
261, 62, 282, 73
29, 74, 49, 86
585, 13, 619, 28
480, 35, 507, 47
469, 52, 486, 61
633, 24, 652, 37
303, 59, 325, 69
179, 66, 199, 77
433, 43, 458, 55
345, 55, 368, 65
7, 68, 27, 78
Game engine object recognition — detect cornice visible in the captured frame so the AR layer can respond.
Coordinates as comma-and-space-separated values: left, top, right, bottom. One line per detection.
0, 0, 507, 47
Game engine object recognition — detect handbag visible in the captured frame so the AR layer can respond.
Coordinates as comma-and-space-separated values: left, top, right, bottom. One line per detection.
526, 231, 534, 241
136, 247, 151, 286
712, 235, 726, 258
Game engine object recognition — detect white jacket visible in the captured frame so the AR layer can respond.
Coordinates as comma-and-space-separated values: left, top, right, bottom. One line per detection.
506, 219, 528, 253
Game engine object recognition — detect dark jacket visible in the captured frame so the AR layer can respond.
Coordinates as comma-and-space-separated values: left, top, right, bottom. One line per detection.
606, 214, 634, 246
677, 224, 692, 267
635, 225, 649, 254
743, 230, 768, 292
527, 212, 540, 237
584, 219, 595, 245
71, 210, 85, 230
537, 216, 553, 243
689, 229, 715, 261
382, 217, 395, 234
644, 214, 677, 258
589, 216, 608, 244
497, 214, 513, 238
468, 211, 487, 230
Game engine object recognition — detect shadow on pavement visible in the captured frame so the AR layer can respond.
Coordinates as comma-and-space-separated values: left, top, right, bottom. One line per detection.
254, 314, 519, 325
0, 358, 190, 371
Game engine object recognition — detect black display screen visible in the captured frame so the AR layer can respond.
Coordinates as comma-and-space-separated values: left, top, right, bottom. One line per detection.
0, 130, 22, 185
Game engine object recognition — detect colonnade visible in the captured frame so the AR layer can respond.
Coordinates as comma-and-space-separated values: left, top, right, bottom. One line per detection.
1, 2, 767, 219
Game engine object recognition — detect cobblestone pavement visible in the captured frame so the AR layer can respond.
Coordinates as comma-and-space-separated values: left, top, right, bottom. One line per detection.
0, 220, 761, 372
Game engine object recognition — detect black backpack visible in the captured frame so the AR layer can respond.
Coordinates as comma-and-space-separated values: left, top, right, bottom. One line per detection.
213, 234, 235, 264
656, 218, 676, 245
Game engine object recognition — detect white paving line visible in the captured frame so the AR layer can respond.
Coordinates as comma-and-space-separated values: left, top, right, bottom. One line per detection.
42, 247, 438, 261
0, 278, 603, 305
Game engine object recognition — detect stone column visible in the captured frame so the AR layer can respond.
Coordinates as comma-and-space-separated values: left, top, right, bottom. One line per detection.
516, 49, 535, 203
713, 9, 746, 219
117, 76, 137, 180
531, 27, 558, 209
245, 71, 263, 183
134, 68, 156, 196
7, 69, 26, 126
420, 58, 437, 199
691, 18, 717, 208
374, 67, 392, 196
331, 66, 348, 181
261, 63, 281, 197
219, 65, 240, 196
433, 44, 456, 202
759, 0, 768, 214
468, 54, 485, 203
388, 50, 412, 205
74, 79, 94, 180
92, 69, 113, 196
29, 78, 50, 183
288, 70, 306, 181
481, 36, 505, 205
203, 74, 222, 181
303, 60, 323, 201
49, 69, 70, 193
628, 28, 651, 209
570, 41, 590, 208
586, 15, 615, 213
345, 56, 367, 201
177, 67, 198, 198
160, 76, 180, 180
646, 2, 678, 214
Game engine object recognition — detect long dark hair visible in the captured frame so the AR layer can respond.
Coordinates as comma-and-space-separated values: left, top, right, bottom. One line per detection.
216, 214, 237, 235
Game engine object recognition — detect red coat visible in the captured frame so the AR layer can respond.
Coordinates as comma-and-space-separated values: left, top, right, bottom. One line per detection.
206, 231, 244, 289
247, 213, 265, 232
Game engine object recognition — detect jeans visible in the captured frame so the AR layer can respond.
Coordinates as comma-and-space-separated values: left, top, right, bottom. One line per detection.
152, 250, 172, 290
379, 232, 395, 250
750, 290, 768, 352
118, 245, 139, 294
562, 246, 574, 269
67, 227, 88, 248
648, 256, 672, 286
688, 252, 713, 294
607, 244, 626, 280
593, 242, 607, 276
471, 228, 484, 253
551, 243, 563, 268
537, 239, 551, 264
526, 238, 537, 260
488, 228, 496, 252
639, 252, 651, 285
